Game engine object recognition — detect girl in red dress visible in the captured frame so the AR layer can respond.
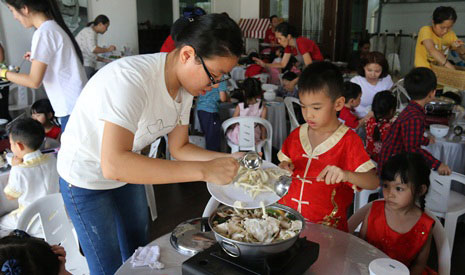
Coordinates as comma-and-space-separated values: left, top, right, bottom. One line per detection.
31, 99, 61, 140
365, 90, 396, 162
359, 153, 436, 275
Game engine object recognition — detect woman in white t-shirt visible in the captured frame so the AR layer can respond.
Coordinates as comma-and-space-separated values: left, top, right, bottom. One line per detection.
350, 51, 393, 118
57, 14, 243, 274
76, 14, 116, 79
2, 0, 87, 131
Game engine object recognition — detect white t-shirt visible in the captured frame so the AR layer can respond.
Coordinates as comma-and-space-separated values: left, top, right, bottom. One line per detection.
75, 26, 98, 68
350, 75, 393, 118
30, 20, 87, 117
57, 53, 193, 190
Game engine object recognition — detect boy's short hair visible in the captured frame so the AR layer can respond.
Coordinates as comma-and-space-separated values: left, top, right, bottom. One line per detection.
7, 118, 45, 151
282, 71, 298, 81
342, 82, 362, 101
404, 67, 437, 100
298, 61, 343, 101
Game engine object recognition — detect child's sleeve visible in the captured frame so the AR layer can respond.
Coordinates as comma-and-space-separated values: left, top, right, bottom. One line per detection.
342, 111, 359, 129
3, 168, 24, 199
343, 134, 376, 190
277, 132, 295, 163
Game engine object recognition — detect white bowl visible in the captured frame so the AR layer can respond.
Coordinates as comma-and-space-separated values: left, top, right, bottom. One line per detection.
261, 84, 278, 93
430, 124, 449, 138
369, 258, 409, 275
263, 91, 276, 101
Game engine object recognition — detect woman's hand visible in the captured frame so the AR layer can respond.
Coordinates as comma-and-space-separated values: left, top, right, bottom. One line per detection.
202, 157, 239, 185
51, 245, 72, 275
253, 57, 266, 67
279, 161, 294, 173
317, 165, 348, 184
452, 40, 464, 49
23, 52, 31, 61
107, 45, 116, 52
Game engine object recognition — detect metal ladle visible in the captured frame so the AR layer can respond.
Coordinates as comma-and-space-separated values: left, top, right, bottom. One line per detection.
274, 175, 292, 197
240, 151, 262, 170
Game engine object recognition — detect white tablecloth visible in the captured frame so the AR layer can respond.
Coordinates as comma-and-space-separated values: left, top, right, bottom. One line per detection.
115, 222, 387, 275
425, 133, 465, 174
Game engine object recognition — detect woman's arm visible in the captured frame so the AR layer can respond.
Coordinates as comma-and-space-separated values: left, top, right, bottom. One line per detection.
4, 59, 47, 89
302, 52, 313, 66
409, 230, 433, 275
422, 39, 456, 69
100, 121, 239, 185
253, 53, 291, 69
93, 45, 116, 54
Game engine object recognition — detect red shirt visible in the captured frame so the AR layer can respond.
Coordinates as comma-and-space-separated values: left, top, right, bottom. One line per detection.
264, 27, 276, 44
378, 101, 440, 173
365, 117, 393, 163
284, 37, 324, 61
278, 124, 375, 231
46, 125, 61, 139
366, 200, 434, 269
160, 35, 176, 53
339, 106, 359, 129
244, 64, 264, 78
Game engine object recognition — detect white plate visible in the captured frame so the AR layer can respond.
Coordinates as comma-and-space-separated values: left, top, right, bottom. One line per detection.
206, 161, 281, 209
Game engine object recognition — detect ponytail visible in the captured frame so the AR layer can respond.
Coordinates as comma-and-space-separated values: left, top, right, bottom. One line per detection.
373, 125, 381, 142
5, 0, 83, 64
87, 14, 110, 27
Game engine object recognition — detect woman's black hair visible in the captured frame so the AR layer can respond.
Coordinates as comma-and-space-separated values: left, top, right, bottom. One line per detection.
171, 7, 207, 40
275, 22, 297, 38
358, 38, 370, 49
342, 82, 362, 102
86, 14, 109, 27
433, 6, 457, 24
0, 233, 60, 275
175, 13, 243, 59
269, 14, 277, 22
241, 77, 263, 109
381, 152, 430, 211
358, 51, 389, 79
371, 90, 396, 141
4, 0, 83, 64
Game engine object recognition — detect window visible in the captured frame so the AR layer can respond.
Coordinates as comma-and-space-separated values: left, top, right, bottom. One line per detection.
269, 0, 289, 20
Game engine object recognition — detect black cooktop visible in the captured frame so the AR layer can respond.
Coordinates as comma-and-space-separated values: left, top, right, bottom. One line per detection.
182, 237, 319, 275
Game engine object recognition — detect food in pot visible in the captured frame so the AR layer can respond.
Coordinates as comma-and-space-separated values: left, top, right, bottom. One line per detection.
234, 166, 291, 198
212, 207, 302, 244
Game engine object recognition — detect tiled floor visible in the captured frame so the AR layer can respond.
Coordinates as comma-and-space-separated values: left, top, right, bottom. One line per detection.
148, 182, 465, 275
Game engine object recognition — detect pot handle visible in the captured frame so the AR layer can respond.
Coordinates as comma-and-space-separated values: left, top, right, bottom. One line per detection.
220, 240, 241, 258
425, 104, 434, 113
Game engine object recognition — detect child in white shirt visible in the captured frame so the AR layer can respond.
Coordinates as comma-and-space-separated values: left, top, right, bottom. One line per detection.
0, 118, 59, 237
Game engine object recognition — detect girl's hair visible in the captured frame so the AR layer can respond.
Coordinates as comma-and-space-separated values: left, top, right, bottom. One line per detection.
5, 0, 83, 64
241, 77, 263, 109
86, 14, 109, 27
342, 82, 362, 101
371, 90, 396, 141
275, 22, 297, 38
381, 152, 430, 211
0, 233, 60, 275
358, 51, 389, 78
175, 13, 243, 59
433, 6, 457, 24
31, 98, 58, 125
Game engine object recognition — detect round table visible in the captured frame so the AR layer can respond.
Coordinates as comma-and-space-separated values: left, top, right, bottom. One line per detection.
424, 131, 465, 174
115, 222, 388, 275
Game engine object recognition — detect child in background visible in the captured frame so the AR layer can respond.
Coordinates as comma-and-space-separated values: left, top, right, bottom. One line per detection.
0, 118, 59, 237
197, 78, 228, 151
245, 52, 265, 78
31, 99, 61, 140
379, 67, 451, 175
278, 62, 378, 232
227, 78, 268, 145
277, 71, 298, 98
357, 153, 436, 275
365, 91, 396, 162
0, 229, 71, 275
339, 82, 363, 129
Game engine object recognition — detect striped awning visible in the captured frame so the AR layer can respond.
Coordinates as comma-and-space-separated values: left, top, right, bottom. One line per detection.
238, 18, 270, 39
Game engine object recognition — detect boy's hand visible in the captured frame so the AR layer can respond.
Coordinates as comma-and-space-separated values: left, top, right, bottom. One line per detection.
317, 165, 348, 184
428, 135, 436, 145
11, 156, 22, 166
279, 161, 294, 173
437, 163, 452, 175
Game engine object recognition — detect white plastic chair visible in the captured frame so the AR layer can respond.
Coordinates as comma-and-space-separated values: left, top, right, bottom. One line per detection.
353, 187, 380, 214
425, 170, 465, 253
390, 79, 410, 113
222, 117, 272, 161
16, 193, 90, 275
348, 200, 451, 275
284, 97, 300, 132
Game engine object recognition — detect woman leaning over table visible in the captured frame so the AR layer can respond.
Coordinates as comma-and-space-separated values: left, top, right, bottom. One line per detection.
1, 0, 87, 131
57, 14, 243, 275
415, 6, 465, 69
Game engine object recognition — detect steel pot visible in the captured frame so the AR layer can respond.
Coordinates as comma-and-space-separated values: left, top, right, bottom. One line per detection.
425, 99, 454, 115
208, 204, 305, 259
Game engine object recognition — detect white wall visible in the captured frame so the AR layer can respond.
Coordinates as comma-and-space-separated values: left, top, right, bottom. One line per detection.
239, 0, 259, 19
88, 0, 139, 54
212, 0, 241, 22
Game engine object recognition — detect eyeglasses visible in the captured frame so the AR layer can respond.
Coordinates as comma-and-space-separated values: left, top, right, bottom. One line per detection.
197, 55, 231, 87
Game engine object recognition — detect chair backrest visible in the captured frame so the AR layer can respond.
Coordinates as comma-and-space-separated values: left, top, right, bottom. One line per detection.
390, 79, 410, 113
425, 171, 455, 214
425, 209, 451, 275
16, 193, 89, 275
222, 116, 272, 151
284, 97, 300, 132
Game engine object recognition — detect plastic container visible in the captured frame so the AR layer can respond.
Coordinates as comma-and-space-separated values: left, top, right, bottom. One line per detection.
430, 124, 449, 138
369, 258, 409, 275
